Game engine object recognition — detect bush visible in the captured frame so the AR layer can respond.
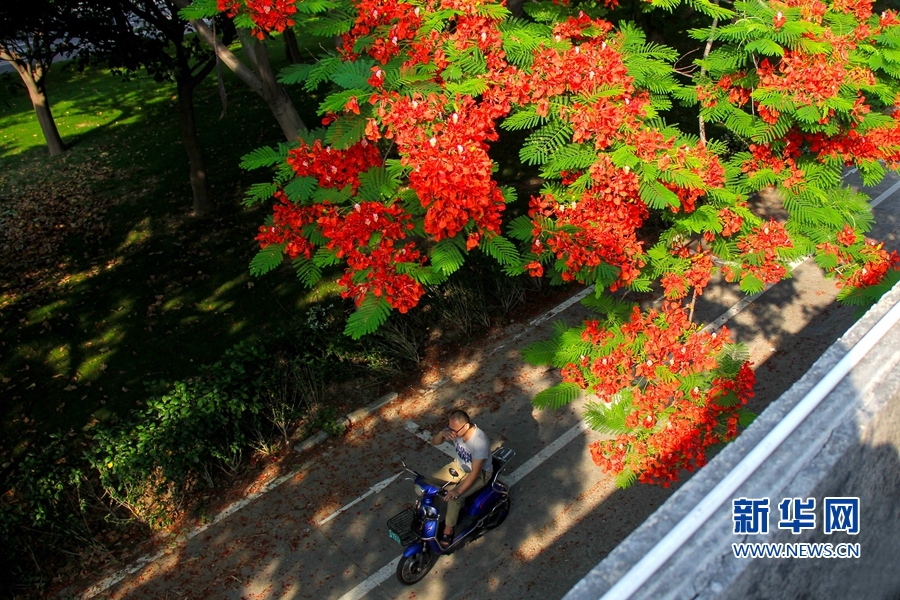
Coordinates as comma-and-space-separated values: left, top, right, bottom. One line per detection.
0, 303, 396, 596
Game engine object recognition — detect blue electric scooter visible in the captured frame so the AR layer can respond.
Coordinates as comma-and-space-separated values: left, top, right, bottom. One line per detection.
387, 446, 515, 584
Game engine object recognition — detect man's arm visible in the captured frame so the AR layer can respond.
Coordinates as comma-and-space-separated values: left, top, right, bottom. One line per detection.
432, 429, 452, 445
449, 459, 484, 499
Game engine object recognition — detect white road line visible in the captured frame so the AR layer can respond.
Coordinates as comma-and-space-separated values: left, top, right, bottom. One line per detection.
318, 473, 402, 526
529, 286, 596, 326
337, 420, 590, 599
79, 467, 305, 599
493, 286, 596, 355
338, 557, 401, 600
404, 420, 457, 458
504, 421, 590, 486
870, 178, 900, 208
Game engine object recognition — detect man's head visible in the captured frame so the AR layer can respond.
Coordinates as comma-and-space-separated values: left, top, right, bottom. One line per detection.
448, 409, 471, 436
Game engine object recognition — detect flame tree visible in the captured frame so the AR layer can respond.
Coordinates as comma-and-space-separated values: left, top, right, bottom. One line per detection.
182, 0, 900, 486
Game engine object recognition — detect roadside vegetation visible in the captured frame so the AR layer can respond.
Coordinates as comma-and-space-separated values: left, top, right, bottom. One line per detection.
0, 35, 556, 596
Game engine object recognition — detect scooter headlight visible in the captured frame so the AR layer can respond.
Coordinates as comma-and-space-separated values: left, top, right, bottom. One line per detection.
414, 483, 425, 498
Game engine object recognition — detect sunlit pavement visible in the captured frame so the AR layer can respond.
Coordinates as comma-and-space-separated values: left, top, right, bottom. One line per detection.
86, 170, 900, 600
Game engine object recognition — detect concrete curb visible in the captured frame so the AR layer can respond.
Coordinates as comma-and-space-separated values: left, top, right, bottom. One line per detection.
293, 391, 399, 454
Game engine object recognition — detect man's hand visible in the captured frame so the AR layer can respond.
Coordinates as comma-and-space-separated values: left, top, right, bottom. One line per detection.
432, 428, 454, 445
447, 459, 484, 500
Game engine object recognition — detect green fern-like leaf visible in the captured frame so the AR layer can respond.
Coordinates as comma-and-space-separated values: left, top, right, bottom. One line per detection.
294, 0, 331, 13
739, 273, 766, 294
431, 239, 465, 276
301, 55, 343, 92
331, 58, 377, 89
480, 234, 521, 266
307, 11, 354, 37
585, 398, 632, 435
357, 167, 396, 201
445, 78, 489, 96
501, 107, 546, 131
250, 244, 285, 276
241, 146, 288, 170
344, 296, 392, 339
318, 89, 369, 116
325, 113, 368, 150
278, 63, 314, 85
396, 263, 447, 285
283, 176, 318, 203
532, 382, 583, 410
615, 467, 638, 489
521, 338, 561, 366
312, 247, 340, 267
581, 293, 635, 322
294, 257, 322, 288
178, 0, 219, 19
520, 121, 574, 165
745, 38, 784, 56
243, 182, 278, 206
738, 410, 757, 428
507, 214, 536, 241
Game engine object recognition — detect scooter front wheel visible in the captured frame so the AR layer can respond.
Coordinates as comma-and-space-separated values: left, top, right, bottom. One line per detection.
396, 548, 436, 585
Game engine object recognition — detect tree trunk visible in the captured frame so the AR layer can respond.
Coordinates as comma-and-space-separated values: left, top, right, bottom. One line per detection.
172, 2, 308, 143
507, 0, 526, 18
282, 28, 302, 64
15, 64, 65, 156
175, 77, 213, 216
237, 28, 306, 141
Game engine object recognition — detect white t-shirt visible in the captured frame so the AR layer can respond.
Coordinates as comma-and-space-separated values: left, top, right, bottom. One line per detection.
454, 425, 492, 474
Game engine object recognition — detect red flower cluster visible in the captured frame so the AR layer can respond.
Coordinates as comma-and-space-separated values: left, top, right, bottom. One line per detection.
662, 250, 715, 300
375, 93, 507, 242
255, 191, 323, 260
529, 156, 649, 290
318, 202, 425, 311
726, 219, 794, 285
286, 140, 382, 193
818, 236, 900, 289
217, 0, 297, 39
343, 0, 422, 63
570, 303, 753, 486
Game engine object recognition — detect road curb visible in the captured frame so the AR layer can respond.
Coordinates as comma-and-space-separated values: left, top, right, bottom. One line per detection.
293, 391, 399, 454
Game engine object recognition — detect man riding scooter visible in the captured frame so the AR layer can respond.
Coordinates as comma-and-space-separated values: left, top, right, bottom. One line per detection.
430, 410, 493, 548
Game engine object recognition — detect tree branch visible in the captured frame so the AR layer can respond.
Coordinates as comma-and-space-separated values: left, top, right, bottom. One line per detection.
172, 0, 264, 95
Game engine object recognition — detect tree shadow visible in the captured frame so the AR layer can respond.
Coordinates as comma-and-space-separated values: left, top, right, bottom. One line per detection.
50, 248, 875, 600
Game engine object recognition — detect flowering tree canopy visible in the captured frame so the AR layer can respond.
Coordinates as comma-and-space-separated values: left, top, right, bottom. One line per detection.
182, 0, 900, 486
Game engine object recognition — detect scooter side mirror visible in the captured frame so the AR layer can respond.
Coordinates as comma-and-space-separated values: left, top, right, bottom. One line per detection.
448, 468, 459, 478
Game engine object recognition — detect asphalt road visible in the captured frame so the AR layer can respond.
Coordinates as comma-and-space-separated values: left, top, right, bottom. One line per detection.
76, 170, 900, 600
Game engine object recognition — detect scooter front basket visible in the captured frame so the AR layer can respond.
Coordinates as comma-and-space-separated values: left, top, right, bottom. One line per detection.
387, 508, 419, 546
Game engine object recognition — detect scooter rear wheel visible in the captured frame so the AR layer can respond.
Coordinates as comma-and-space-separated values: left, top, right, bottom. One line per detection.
396, 548, 436, 585
483, 496, 510, 530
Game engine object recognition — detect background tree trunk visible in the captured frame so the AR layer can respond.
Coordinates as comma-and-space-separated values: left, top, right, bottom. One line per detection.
175, 76, 212, 216
282, 28, 302, 64
507, 0, 526, 18
9, 61, 65, 156
236, 28, 305, 142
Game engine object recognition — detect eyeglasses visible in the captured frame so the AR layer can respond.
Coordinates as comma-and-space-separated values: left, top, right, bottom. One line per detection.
449, 422, 470, 436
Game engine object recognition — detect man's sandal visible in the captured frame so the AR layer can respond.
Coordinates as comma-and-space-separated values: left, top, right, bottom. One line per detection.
439, 530, 453, 548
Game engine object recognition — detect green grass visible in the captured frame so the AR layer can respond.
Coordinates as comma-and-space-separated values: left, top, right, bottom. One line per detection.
0, 36, 337, 463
